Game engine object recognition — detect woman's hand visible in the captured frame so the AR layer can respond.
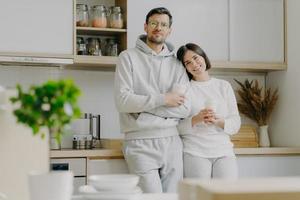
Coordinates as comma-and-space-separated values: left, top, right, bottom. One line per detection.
192, 108, 214, 126
192, 108, 225, 129
209, 116, 225, 129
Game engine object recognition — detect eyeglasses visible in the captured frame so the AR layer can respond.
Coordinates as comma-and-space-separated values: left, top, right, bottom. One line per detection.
148, 20, 170, 30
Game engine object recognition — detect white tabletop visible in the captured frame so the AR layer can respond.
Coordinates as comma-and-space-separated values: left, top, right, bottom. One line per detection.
72, 193, 178, 200
139, 194, 177, 200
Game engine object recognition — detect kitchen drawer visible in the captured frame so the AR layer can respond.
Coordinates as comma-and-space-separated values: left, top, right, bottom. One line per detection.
50, 158, 86, 176
73, 177, 86, 195
87, 159, 129, 176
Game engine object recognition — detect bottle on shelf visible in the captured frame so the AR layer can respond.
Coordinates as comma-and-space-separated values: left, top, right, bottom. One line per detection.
105, 38, 118, 56
87, 38, 101, 56
109, 6, 124, 29
91, 5, 107, 28
76, 4, 89, 27
77, 37, 87, 55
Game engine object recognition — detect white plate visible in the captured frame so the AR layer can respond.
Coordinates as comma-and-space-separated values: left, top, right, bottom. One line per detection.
79, 185, 142, 200
81, 193, 141, 200
88, 174, 139, 191
79, 185, 142, 194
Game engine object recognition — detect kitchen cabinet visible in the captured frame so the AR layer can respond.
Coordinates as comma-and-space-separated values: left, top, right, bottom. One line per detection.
126, 0, 286, 72
50, 158, 87, 195
237, 155, 300, 177
127, 0, 228, 61
0, 0, 73, 58
87, 158, 129, 179
229, 0, 285, 64
71, 0, 127, 69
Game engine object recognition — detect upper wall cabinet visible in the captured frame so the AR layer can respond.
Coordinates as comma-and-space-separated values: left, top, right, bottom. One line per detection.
0, 0, 73, 58
229, 0, 284, 63
127, 0, 228, 61
127, 0, 286, 72
71, 0, 127, 69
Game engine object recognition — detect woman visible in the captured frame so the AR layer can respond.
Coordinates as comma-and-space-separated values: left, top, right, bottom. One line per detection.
176, 43, 241, 179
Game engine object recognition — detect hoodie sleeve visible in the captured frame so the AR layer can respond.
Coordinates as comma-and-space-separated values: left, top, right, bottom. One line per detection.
147, 66, 191, 119
114, 52, 165, 113
223, 82, 241, 135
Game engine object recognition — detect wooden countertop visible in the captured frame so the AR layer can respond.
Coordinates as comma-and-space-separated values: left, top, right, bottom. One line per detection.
50, 138, 300, 158
234, 147, 300, 155
50, 148, 123, 158
50, 146, 300, 158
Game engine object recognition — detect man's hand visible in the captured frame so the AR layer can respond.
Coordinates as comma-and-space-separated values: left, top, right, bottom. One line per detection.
164, 92, 185, 107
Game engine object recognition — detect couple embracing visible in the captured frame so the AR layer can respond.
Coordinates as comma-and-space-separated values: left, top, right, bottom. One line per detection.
114, 7, 241, 193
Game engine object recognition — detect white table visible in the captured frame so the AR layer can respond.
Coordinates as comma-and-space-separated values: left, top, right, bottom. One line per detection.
72, 193, 178, 200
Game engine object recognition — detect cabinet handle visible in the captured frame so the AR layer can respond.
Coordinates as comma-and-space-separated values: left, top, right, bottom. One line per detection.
51, 163, 69, 171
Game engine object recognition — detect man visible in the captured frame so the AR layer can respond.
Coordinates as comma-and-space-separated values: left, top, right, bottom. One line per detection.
114, 7, 190, 193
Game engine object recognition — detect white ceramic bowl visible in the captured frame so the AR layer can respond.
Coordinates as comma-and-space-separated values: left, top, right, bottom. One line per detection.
88, 174, 139, 191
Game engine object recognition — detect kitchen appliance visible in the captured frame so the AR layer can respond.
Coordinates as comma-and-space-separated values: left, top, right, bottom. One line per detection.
72, 113, 101, 149
50, 158, 86, 195
0, 55, 73, 67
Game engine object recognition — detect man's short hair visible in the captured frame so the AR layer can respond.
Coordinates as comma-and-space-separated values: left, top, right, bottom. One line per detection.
145, 7, 173, 27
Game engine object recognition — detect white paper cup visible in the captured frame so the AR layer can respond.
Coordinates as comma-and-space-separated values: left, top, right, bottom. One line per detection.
28, 171, 73, 200
204, 99, 217, 112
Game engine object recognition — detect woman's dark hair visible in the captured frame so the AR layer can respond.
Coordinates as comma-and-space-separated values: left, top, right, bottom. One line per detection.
177, 43, 211, 80
146, 7, 173, 27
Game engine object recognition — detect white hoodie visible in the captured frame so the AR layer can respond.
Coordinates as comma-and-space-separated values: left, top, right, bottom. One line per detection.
114, 35, 190, 139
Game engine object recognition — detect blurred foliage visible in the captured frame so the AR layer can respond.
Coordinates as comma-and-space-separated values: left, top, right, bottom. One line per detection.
10, 79, 81, 144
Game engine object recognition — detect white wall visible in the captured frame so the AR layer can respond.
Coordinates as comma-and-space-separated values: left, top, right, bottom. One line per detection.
0, 66, 120, 140
0, 65, 264, 142
267, 0, 300, 146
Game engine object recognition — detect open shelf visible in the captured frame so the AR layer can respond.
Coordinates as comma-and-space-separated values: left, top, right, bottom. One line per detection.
76, 27, 127, 36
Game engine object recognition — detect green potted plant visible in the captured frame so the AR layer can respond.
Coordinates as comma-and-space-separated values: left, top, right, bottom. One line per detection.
234, 79, 278, 147
10, 79, 81, 149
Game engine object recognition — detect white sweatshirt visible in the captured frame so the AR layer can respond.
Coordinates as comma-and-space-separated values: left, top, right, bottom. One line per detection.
177, 78, 241, 158
114, 35, 190, 139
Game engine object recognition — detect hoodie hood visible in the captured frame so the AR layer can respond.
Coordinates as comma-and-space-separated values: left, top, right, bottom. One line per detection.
136, 35, 175, 57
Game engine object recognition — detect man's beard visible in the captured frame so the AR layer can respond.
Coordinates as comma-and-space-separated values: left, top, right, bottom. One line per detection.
147, 35, 165, 44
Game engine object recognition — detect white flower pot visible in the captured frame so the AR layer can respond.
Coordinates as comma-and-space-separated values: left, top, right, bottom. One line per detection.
28, 171, 73, 200
259, 125, 270, 147
50, 136, 61, 150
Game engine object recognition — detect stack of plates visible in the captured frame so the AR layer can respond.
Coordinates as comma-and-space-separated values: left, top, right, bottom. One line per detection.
79, 174, 141, 200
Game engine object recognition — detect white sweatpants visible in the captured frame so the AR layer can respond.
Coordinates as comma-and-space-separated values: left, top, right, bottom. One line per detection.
123, 135, 183, 193
184, 153, 238, 180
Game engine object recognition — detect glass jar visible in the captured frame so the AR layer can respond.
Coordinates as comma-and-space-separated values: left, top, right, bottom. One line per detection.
77, 37, 87, 55
87, 38, 101, 56
109, 6, 124, 29
76, 4, 89, 27
105, 38, 118, 56
91, 5, 107, 28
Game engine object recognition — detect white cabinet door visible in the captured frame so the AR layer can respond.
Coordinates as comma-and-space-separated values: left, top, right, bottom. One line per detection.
127, 0, 228, 61
0, 0, 73, 56
229, 0, 284, 62
87, 159, 129, 177
50, 158, 86, 176
237, 156, 300, 178
73, 177, 86, 195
